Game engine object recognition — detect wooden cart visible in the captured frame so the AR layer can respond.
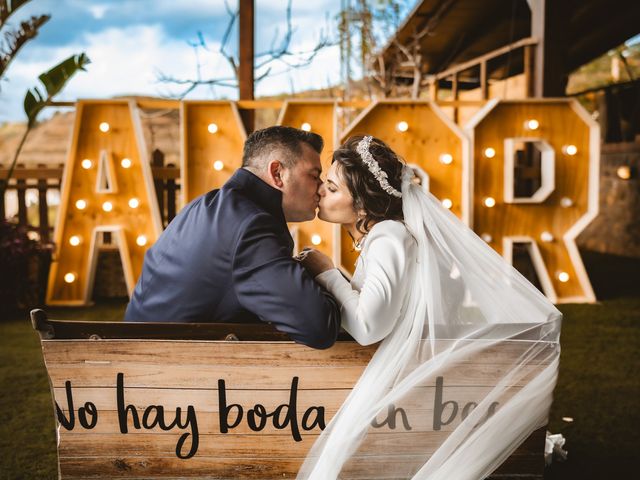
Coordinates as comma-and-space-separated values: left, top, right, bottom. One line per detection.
31, 309, 550, 479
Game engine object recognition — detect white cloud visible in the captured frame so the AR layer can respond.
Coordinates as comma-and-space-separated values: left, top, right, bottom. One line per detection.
0, 5, 343, 123
88, 4, 109, 19
0, 24, 236, 122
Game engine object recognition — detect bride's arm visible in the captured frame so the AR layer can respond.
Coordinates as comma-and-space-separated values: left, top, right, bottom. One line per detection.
315, 224, 412, 345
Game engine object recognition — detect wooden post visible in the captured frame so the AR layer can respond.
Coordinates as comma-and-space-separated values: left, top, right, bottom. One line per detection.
152, 149, 165, 226
239, 0, 255, 133
480, 61, 488, 100
167, 163, 177, 224
429, 78, 439, 102
17, 178, 27, 227
0, 179, 5, 220
451, 73, 459, 123
524, 44, 535, 98
37, 164, 50, 243
530, 0, 569, 97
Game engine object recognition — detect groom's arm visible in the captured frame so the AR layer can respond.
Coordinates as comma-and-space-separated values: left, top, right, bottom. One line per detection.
231, 212, 341, 349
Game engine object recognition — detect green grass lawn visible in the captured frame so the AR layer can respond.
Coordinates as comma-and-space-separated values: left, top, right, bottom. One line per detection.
1, 295, 638, 479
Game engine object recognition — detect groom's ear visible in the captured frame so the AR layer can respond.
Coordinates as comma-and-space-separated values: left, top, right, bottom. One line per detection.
268, 160, 285, 189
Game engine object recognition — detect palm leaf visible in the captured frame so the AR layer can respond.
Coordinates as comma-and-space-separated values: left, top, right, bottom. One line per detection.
23, 53, 90, 125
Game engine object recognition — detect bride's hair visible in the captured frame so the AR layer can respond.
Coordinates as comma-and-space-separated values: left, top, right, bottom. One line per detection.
332, 135, 404, 235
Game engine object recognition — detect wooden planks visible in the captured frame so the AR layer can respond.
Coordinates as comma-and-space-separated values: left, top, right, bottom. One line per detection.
38, 335, 552, 479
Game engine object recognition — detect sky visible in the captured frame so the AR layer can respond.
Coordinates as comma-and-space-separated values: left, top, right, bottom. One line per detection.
0, 0, 352, 123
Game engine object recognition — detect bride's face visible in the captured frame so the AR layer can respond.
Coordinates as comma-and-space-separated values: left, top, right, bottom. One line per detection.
318, 162, 360, 225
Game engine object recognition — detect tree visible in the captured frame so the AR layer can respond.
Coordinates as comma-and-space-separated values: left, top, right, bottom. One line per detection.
2, 54, 90, 195
157, 0, 336, 99
0, 0, 90, 202
0, 0, 50, 82
337, 0, 411, 99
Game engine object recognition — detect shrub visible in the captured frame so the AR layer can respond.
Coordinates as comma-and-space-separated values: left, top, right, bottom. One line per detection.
0, 221, 50, 320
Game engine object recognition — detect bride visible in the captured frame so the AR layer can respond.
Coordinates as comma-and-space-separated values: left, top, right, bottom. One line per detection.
297, 135, 562, 479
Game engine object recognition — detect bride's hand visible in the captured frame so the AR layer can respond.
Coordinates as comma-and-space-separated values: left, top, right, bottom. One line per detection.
296, 248, 335, 277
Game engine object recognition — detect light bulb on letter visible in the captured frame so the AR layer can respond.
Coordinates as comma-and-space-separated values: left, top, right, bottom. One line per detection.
396, 121, 409, 132
560, 197, 573, 208
439, 154, 453, 165
484, 147, 496, 158
617, 166, 631, 180
540, 231, 554, 242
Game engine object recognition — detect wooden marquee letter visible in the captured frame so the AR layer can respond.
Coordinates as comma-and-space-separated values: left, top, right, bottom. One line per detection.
181, 101, 246, 203
466, 99, 599, 303
277, 100, 338, 258
339, 100, 469, 274
47, 100, 162, 305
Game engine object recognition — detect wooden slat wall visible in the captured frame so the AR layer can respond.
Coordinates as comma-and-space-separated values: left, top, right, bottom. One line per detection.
40, 338, 551, 479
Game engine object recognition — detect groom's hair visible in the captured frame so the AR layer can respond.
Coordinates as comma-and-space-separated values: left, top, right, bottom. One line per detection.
242, 126, 323, 171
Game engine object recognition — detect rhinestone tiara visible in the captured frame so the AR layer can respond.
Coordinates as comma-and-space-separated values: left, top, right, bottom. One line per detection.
355, 136, 402, 198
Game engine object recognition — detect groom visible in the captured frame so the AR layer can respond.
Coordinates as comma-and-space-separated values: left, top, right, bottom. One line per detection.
125, 126, 341, 349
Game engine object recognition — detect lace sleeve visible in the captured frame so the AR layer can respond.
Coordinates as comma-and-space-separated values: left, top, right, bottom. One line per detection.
315, 221, 414, 345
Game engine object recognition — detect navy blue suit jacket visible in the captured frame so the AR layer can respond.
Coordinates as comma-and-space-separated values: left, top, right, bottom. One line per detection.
124, 168, 341, 349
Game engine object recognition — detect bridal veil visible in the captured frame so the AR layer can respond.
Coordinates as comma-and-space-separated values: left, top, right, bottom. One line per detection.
297, 166, 561, 479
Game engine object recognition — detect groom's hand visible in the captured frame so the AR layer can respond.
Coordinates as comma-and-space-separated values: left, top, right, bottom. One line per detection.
296, 248, 335, 277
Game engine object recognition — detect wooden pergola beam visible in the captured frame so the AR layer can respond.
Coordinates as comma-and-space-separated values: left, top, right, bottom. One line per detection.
238, 0, 255, 133
530, 0, 570, 97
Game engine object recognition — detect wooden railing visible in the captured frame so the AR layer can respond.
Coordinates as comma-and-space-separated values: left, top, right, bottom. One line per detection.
0, 149, 181, 242
426, 37, 539, 122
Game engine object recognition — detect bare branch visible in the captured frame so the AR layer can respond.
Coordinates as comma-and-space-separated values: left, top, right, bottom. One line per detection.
156, 0, 337, 98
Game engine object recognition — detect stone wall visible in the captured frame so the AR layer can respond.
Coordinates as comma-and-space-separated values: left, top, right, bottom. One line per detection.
577, 139, 640, 257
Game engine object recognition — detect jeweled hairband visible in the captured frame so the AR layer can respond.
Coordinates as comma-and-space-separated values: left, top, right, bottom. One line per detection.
356, 136, 403, 198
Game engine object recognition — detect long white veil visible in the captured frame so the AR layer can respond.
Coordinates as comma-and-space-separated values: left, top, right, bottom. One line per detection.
297, 167, 561, 479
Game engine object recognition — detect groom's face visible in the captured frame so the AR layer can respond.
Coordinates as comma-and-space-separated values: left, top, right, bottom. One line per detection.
281, 142, 323, 222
